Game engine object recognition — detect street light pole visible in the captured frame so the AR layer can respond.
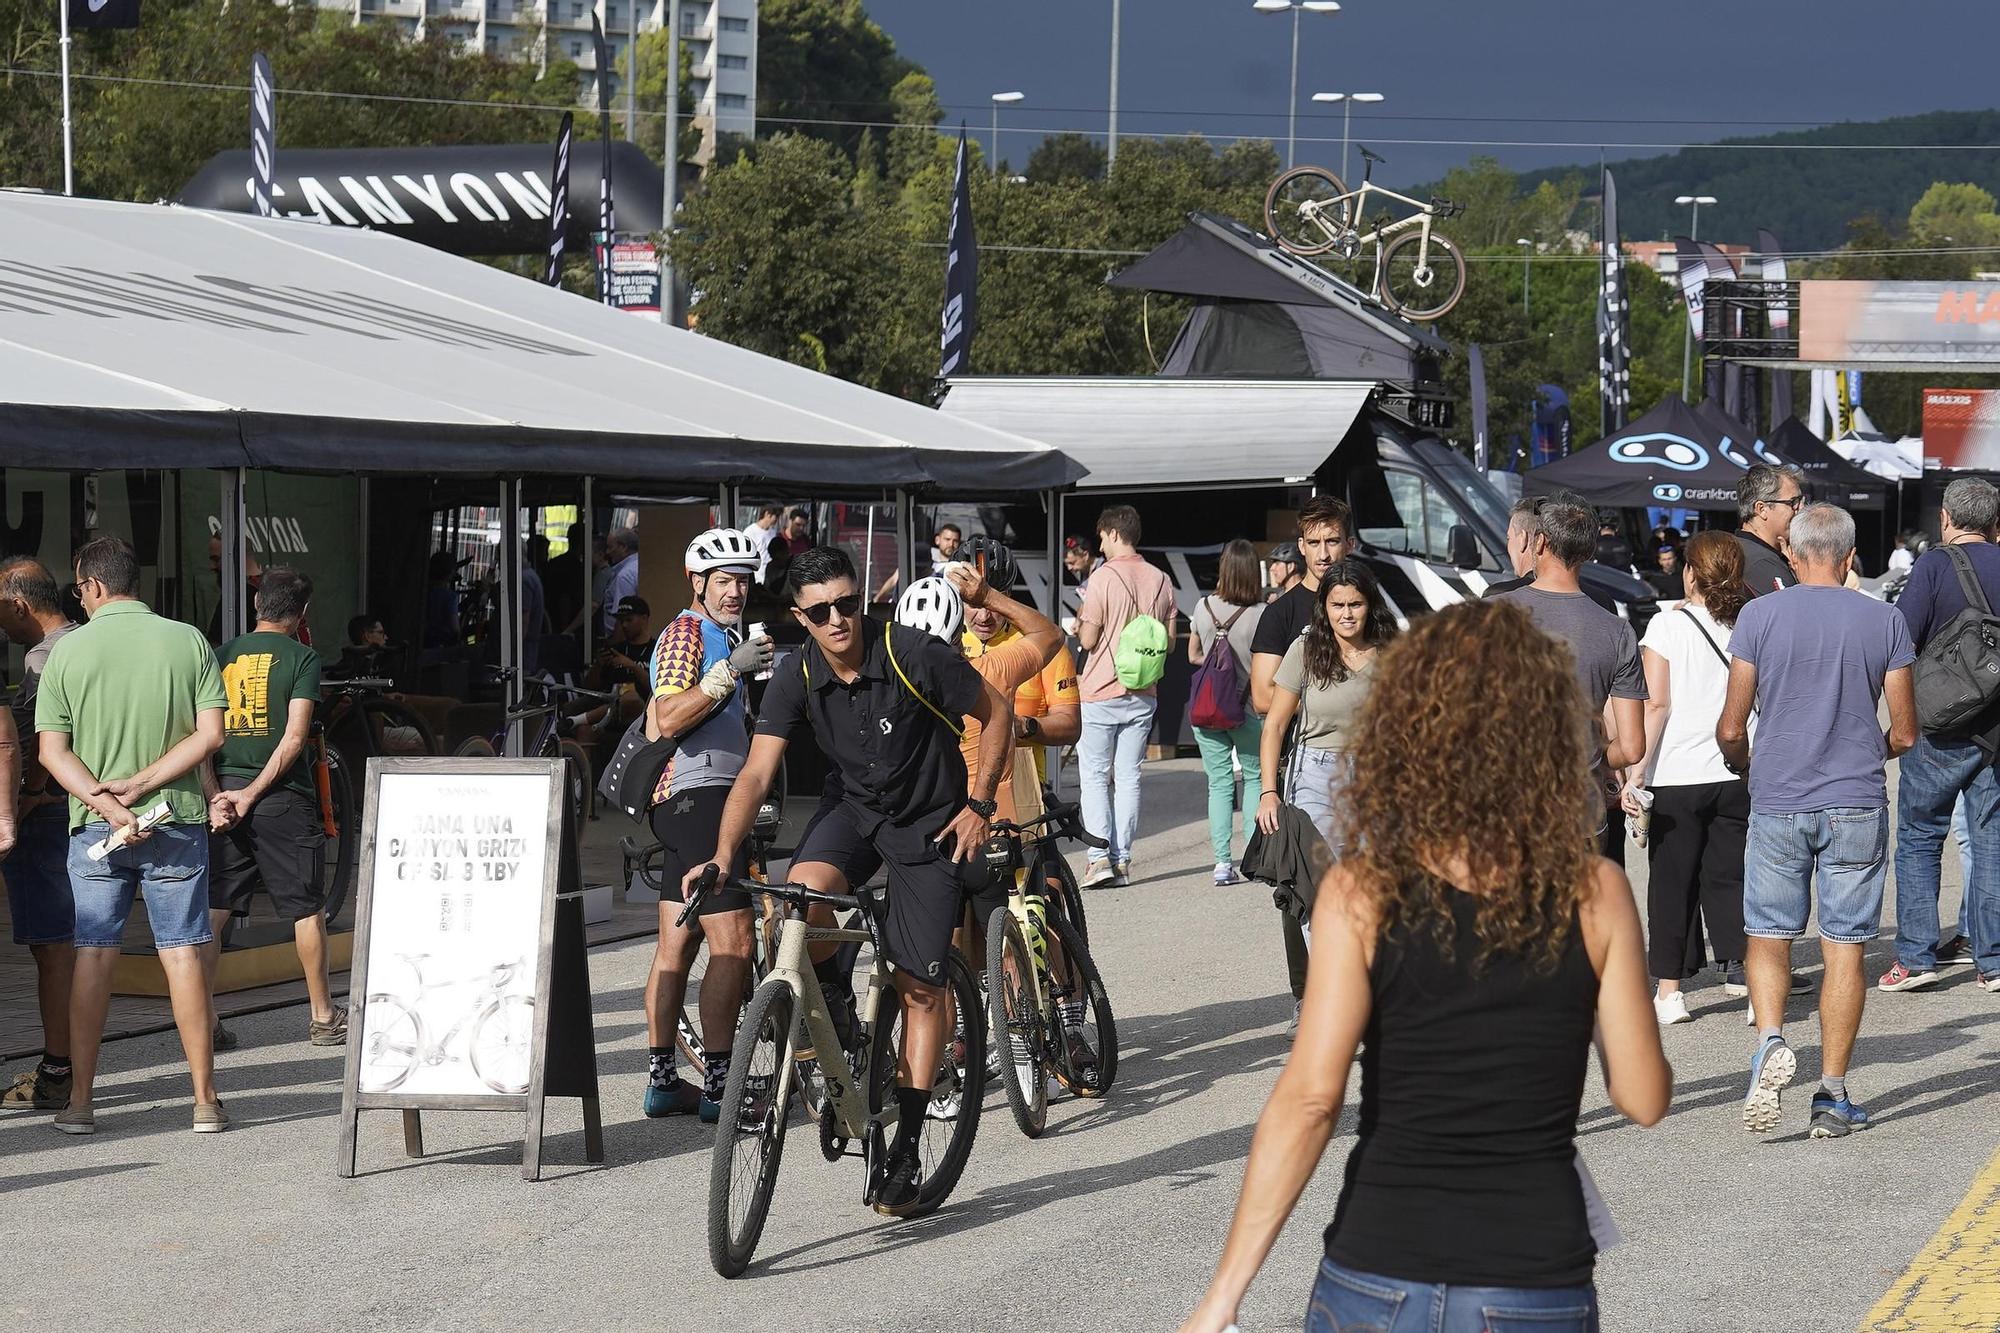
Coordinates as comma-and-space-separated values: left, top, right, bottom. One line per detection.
1255, 0, 1339, 170
1311, 91, 1383, 186
990, 91, 1024, 174
1108, 0, 1121, 166
1676, 193, 1717, 401
1517, 238, 1532, 322
660, 0, 680, 326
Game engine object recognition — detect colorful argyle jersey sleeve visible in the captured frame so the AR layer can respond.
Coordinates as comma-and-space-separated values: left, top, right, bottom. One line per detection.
648, 610, 748, 805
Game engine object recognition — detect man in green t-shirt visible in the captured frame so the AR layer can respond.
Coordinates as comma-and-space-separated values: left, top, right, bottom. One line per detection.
36, 538, 228, 1136
203, 567, 344, 1049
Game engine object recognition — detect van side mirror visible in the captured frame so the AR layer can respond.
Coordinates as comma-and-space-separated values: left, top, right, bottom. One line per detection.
1447, 524, 1481, 571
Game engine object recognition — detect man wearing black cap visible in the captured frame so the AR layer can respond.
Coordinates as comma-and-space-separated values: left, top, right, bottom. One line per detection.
1264, 542, 1302, 603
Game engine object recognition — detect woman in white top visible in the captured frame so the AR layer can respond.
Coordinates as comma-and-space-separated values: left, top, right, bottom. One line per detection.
1622, 530, 1754, 1025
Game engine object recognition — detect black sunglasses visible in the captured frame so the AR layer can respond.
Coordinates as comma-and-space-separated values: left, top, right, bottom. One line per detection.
795, 593, 863, 626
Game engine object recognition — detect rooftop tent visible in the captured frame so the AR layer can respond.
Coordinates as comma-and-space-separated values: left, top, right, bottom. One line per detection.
1522, 394, 1746, 511
1107, 212, 1446, 382
0, 193, 1081, 492
1769, 416, 1889, 510
937, 377, 1375, 491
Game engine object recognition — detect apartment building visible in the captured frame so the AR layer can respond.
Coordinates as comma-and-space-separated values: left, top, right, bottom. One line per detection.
316, 0, 755, 160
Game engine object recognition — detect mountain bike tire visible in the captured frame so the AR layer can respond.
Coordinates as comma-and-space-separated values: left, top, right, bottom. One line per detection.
708, 978, 794, 1278
557, 737, 595, 833
986, 908, 1048, 1139
1263, 165, 1352, 257
1377, 230, 1466, 322
453, 736, 498, 758
1042, 844, 1088, 948
868, 951, 986, 1218
1047, 915, 1117, 1098
320, 749, 358, 927
330, 697, 438, 761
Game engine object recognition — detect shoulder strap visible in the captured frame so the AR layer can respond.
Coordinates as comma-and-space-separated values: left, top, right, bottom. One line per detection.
884, 622, 965, 739
1943, 543, 1994, 617
1218, 599, 1249, 633
1679, 606, 1731, 669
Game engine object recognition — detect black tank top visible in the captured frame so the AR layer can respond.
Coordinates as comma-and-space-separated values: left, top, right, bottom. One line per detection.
1325, 885, 1600, 1288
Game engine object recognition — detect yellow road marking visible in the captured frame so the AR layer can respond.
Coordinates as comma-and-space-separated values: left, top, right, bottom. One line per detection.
1860, 1140, 2000, 1332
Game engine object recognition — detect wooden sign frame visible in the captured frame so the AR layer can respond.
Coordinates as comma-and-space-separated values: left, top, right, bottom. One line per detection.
336, 756, 602, 1180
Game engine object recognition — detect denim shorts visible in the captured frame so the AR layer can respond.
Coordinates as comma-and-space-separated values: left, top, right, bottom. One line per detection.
67, 822, 213, 951
4, 804, 75, 945
1744, 807, 1889, 944
1307, 1258, 1599, 1333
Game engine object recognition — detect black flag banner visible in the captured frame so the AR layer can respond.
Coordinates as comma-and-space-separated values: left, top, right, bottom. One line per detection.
544, 112, 573, 287
250, 52, 276, 220
938, 127, 978, 378
67, 0, 141, 29
590, 13, 614, 242
1597, 168, 1631, 432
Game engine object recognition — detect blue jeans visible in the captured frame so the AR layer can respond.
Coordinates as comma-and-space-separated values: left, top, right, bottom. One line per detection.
1079, 694, 1156, 865
4, 804, 74, 945
1193, 717, 1262, 864
67, 823, 212, 951
1744, 807, 1889, 945
1895, 736, 2000, 973
1306, 1259, 1600, 1333
1287, 746, 1351, 859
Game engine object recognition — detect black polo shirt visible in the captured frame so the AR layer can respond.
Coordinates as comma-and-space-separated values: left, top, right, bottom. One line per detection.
1736, 530, 1797, 598
757, 617, 985, 834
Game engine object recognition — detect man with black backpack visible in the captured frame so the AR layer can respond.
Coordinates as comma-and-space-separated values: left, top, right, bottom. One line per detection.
1883, 477, 2000, 996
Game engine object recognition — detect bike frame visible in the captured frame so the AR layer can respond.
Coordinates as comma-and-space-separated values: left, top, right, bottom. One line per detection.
762, 910, 897, 1141
1297, 178, 1444, 283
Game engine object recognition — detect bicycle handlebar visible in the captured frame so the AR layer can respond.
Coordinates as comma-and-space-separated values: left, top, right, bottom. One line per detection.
992, 799, 1109, 851
321, 676, 396, 694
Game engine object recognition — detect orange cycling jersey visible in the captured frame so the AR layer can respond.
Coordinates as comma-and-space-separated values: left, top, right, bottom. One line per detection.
964, 625, 1079, 782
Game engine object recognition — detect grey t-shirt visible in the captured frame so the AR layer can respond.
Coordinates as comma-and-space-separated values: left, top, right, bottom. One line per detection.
1728, 583, 1915, 814
1190, 596, 1263, 678
1274, 640, 1375, 751
10, 622, 75, 734
1493, 585, 1646, 797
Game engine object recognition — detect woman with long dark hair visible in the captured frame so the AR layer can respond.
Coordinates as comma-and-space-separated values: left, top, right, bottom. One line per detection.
1183, 600, 1671, 1333
1623, 530, 1755, 1023
1189, 539, 1267, 885
1256, 558, 1397, 856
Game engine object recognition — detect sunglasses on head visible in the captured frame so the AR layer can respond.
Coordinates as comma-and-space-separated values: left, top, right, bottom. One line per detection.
795, 593, 863, 626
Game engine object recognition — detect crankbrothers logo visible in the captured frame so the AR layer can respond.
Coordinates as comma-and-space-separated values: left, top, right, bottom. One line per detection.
1652, 484, 1683, 503
1609, 433, 1709, 472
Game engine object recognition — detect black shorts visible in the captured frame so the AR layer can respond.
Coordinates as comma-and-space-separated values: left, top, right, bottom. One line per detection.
793, 793, 965, 987
209, 780, 327, 921
648, 785, 751, 918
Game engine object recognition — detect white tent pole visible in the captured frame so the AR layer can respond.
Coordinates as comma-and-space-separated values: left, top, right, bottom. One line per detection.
59, 0, 74, 196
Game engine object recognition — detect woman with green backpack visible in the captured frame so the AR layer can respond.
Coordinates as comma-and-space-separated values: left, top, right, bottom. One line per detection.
1189, 540, 1267, 886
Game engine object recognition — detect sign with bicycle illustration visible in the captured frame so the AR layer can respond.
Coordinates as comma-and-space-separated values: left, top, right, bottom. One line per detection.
337, 756, 603, 1180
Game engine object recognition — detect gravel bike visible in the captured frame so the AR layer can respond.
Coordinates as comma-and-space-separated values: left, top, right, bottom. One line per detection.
984, 802, 1119, 1138
453, 672, 610, 857
358, 953, 536, 1094
682, 866, 985, 1277
1263, 146, 1468, 321
312, 676, 438, 927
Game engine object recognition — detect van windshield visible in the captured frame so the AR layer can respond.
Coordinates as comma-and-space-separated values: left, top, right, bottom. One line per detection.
1428, 450, 1511, 543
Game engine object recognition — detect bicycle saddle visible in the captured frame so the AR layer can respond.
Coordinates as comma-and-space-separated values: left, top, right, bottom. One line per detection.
1359, 145, 1386, 165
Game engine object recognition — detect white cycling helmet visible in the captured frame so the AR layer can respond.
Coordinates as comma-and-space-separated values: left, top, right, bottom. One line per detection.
895, 575, 964, 642
685, 527, 760, 574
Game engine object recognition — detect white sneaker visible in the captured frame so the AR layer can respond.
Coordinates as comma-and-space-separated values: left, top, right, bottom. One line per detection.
1653, 991, 1692, 1025
1285, 999, 1302, 1036
1080, 860, 1117, 889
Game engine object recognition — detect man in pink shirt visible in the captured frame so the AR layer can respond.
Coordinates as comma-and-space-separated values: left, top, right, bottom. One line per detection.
1074, 505, 1178, 887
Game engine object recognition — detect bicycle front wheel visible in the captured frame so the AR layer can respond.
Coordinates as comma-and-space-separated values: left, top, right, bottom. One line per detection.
709, 978, 795, 1278
358, 996, 423, 1092
1264, 166, 1351, 256
1047, 916, 1118, 1098
470, 995, 535, 1094
1041, 843, 1088, 948
453, 736, 498, 758
987, 908, 1048, 1139
1377, 230, 1466, 321
558, 738, 594, 835
868, 952, 986, 1217
320, 747, 358, 927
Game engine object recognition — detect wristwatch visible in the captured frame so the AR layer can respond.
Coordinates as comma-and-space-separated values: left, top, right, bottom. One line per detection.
1019, 715, 1041, 738
966, 797, 998, 818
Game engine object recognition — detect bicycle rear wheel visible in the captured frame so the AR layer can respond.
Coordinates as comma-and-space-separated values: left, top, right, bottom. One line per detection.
1264, 166, 1351, 256
986, 908, 1048, 1138
1047, 915, 1117, 1098
320, 747, 358, 927
868, 952, 986, 1217
1377, 230, 1466, 322
558, 737, 594, 829
708, 978, 794, 1278
454, 736, 498, 758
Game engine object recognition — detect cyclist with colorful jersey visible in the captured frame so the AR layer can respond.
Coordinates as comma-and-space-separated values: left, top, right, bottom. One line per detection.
640, 528, 773, 1123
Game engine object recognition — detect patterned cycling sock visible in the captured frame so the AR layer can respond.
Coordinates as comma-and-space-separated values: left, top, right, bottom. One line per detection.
39, 1054, 72, 1078
703, 1053, 730, 1101
647, 1047, 678, 1089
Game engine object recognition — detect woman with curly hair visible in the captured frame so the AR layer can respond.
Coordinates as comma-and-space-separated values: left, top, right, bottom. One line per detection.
1255, 559, 1397, 858
1623, 531, 1757, 1024
1182, 599, 1671, 1333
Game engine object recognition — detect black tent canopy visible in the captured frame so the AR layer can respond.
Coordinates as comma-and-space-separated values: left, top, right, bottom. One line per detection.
1523, 395, 1748, 511
1769, 416, 1889, 510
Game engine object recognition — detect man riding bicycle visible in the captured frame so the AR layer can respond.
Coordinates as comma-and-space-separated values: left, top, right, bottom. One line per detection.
685, 546, 1013, 1216
643, 528, 773, 1122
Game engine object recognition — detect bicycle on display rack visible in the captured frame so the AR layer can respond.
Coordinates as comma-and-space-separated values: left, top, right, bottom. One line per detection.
682, 865, 985, 1278
453, 672, 613, 854
357, 953, 537, 1094
982, 801, 1119, 1139
1262, 146, 1468, 321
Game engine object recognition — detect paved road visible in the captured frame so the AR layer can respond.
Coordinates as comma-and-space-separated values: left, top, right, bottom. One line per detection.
2, 760, 1995, 1333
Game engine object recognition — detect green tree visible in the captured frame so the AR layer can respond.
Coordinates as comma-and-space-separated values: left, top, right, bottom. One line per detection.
754, 0, 912, 157
1026, 133, 1107, 186
884, 70, 943, 188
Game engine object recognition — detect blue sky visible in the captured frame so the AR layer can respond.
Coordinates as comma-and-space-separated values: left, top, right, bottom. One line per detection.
865, 1, 2000, 186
